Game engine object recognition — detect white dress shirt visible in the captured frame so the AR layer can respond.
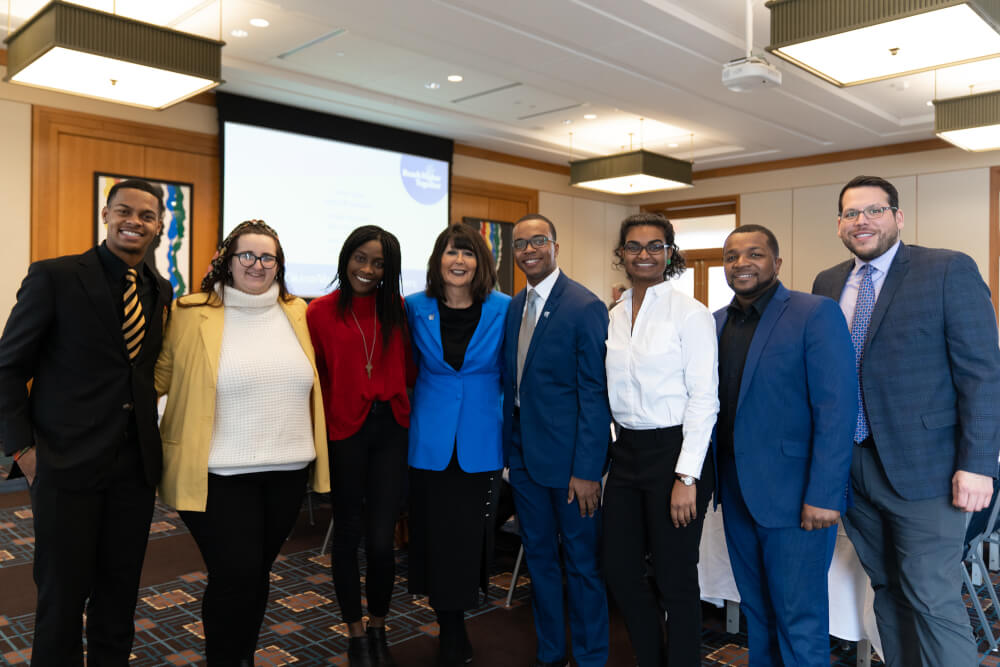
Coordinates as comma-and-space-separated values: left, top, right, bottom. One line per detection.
521, 267, 561, 324
837, 240, 900, 324
606, 280, 720, 478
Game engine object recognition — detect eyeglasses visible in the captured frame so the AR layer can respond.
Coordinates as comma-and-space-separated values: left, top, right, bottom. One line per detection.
513, 235, 553, 251
235, 251, 277, 268
622, 241, 667, 255
840, 205, 897, 222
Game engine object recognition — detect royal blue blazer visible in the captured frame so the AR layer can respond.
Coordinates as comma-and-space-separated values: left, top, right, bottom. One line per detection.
406, 290, 511, 473
713, 283, 857, 528
501, 272, 610, 488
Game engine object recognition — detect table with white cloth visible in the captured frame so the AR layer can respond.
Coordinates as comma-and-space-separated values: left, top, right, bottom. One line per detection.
697, 505, 882, 664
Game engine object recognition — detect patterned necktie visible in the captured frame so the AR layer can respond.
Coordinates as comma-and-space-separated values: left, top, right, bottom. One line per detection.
123, 268, 145, 361
516, 290, 539, 392
851, 264, 875, 442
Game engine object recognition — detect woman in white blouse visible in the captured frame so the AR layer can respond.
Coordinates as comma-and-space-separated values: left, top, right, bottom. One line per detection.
603, 212, 719, 667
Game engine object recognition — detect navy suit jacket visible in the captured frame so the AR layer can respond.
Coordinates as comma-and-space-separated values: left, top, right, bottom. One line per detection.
406, 290, 510, 473
502, 271, 610, 488
813, 243, 1000, 500
714, 283, 856, 528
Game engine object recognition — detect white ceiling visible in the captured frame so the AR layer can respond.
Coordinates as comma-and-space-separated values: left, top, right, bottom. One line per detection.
6, 0, 1000, 170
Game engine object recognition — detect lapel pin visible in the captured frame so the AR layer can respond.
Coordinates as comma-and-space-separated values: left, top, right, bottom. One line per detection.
543, 311, 550, 318
429, 314, 435, 320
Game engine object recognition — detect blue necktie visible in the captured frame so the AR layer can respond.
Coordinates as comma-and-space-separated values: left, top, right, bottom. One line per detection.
851, 264, 875, 442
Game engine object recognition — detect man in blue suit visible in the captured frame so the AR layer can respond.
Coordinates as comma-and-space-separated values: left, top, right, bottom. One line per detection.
502, 214, 610, 667
715, 224, 856, 666
813, 175, 1000, 666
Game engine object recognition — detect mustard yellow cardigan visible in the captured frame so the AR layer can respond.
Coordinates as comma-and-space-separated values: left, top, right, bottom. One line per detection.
154, 291, 330, 511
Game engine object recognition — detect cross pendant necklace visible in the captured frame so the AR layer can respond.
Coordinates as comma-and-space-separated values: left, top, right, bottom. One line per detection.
350, 306, 377, 380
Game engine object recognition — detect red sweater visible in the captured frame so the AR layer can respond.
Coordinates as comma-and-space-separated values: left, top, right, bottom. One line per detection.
306, 291, 413, 440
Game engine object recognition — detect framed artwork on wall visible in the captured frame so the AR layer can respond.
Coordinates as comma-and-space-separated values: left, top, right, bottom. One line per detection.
95, 173, 193, 298
463, 216, 514, 295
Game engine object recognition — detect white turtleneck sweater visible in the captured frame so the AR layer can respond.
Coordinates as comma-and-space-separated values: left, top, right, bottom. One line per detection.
208, 284, 316, 475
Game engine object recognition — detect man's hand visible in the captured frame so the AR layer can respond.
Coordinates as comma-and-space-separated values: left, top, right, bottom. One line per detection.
953, 470, 994, 513
670, 480, 697, 528
15, 447, 37, 486
800, 503, 839, 531
567, 476, 601, 517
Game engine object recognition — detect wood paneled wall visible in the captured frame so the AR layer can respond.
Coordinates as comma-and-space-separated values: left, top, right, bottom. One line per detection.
451, 176, 538, 294
32, 107, 220, 277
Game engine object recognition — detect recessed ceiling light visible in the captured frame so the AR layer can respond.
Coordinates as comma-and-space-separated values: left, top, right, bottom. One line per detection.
668, 142, 679, 148
425, 82, 441, 89
926, 100, 934, 106
583, 113, 597, 120
562, 119, 573, 125
231, 29, 248, 38
447, 74, 463, 82
249, 18, 269, 28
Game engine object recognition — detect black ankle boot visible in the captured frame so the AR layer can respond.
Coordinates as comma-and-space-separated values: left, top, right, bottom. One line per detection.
367, 626, 396, 666
348, 635, 374, 667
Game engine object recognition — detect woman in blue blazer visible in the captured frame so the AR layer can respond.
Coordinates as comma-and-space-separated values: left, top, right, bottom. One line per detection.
406, 224, 510, 667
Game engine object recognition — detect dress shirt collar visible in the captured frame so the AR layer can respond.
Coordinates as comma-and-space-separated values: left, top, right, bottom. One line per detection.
726, 280, 780, 318
853, 239, 901, 278
97, 240, 132, 283
526, 266, 560, 303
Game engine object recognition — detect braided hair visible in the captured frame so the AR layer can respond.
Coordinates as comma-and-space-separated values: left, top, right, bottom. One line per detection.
183, 220, 294, 307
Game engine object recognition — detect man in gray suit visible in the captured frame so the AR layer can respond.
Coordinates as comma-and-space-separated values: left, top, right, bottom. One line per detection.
813, 175, 1000, 666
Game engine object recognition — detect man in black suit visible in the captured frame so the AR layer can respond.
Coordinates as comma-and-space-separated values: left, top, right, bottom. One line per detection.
0, 179, 173, 666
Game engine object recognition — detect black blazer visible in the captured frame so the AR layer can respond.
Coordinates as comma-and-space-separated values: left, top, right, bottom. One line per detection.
0, 247, 172, 488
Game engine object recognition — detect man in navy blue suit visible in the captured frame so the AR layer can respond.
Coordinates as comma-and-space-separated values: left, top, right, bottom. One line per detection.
814, 175, 1000, 666
715, 224, 856, 666
502, 214, 610, 667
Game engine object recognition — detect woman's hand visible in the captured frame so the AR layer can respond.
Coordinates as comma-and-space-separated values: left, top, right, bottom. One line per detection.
670, 479, 697, 528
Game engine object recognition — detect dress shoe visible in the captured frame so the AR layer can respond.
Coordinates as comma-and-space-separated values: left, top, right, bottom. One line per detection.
348, 635, 374, 667
367, 626, 396, 666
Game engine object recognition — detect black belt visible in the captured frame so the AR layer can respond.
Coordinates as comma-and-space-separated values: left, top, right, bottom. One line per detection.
369, 400, 391, 416
855, 434, 875, 449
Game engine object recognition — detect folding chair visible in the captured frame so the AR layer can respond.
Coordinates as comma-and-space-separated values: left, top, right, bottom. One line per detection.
961, 489, 1000, 652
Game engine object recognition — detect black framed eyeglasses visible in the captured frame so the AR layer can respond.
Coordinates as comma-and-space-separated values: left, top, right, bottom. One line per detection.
622, 241, 667, 255
840, 205, 897, 222
513, 235, 552, 251
235, 251, 277, 268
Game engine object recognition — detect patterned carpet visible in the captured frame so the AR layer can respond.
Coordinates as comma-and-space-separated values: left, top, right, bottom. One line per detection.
1, 494, 1000, 665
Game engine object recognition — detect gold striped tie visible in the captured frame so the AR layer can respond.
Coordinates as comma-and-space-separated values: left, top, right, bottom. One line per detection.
123, 268, 145, 360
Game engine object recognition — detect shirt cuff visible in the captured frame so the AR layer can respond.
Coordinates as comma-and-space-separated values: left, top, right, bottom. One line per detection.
674, 446, 707, 479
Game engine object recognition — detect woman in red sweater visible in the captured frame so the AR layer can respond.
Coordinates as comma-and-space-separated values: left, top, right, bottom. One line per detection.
306, 225, 411, 667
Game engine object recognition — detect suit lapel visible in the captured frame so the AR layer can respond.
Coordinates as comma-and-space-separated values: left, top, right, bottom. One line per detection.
77, 249, 124, 350
865, 243, 910, 348
522, 272, 566, 374
818, 260, 853, 301
413, 295, 445, 361
737, 283, 790, 411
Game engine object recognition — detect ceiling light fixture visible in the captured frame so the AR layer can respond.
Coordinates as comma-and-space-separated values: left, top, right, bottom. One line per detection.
934, 89, 1000, 151
249, 18, 269, 28
425, 82, 440, 89
231, 29, 248, 38
583, 113, 597, 120
447, 74, 463, 82
766, 0, 1000, 87
570, 150, 693, 195
3, 1, 223, 109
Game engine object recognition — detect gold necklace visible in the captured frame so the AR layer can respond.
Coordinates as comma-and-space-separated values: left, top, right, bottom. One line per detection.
350, 305, 377, 379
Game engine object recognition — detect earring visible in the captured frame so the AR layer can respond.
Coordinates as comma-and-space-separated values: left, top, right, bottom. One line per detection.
666, 258, 672, 265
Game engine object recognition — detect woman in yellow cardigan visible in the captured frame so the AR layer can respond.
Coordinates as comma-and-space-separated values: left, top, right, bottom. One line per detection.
155, 220, 330, 666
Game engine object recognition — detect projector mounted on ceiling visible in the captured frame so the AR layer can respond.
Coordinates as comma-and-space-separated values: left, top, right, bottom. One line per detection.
722, 56, 782, 92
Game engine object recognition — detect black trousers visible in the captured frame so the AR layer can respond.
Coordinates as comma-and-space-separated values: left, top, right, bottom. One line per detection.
179, 467, 307, 665
330, 404, 408, 623
29, 441, 155, 667
603, 426, 713, 667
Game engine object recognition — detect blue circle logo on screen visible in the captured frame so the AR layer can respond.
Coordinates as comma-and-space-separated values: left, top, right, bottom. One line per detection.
400, 156, 446, 205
